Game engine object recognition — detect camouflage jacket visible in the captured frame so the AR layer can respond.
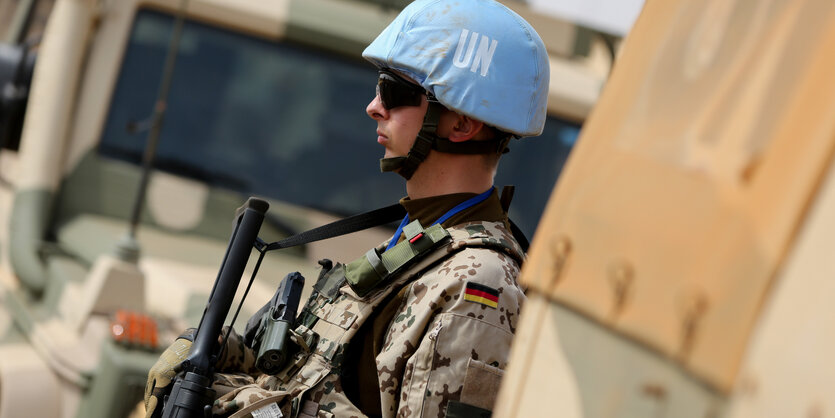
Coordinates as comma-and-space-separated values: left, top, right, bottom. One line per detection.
210, 220, 525, 418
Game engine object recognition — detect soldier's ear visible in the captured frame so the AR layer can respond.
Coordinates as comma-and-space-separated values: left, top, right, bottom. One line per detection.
447, 114, 484, 143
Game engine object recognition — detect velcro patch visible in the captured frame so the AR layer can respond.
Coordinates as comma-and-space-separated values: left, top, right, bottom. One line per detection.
464, 282, 499, 308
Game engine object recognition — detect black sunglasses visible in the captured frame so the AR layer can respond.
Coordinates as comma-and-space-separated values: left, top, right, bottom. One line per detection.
376, 69, 426, 110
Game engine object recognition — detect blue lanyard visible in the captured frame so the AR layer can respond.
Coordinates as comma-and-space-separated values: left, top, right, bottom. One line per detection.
385, 188, 493, 252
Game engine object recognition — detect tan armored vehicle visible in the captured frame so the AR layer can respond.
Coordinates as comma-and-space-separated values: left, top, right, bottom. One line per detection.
497, 0, 835, 417
0, 0, 608, 416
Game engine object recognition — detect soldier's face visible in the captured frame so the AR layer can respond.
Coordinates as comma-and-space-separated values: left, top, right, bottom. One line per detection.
366, 73, 428, 160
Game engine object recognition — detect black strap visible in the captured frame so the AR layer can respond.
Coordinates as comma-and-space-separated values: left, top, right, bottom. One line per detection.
499, 185, 514, 213
508, 218, 529, 253
254, 195, 527, 255
257, 204, 406, 252
500, 186, 529, 253
432, 135, 511, 154
222, 203, 405, 368
380, 156, 406, 172
397, 134, 434, 180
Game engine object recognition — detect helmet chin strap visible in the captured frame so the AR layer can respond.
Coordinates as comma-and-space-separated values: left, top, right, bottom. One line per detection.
380, 98, 513, 180
379, 98, 443, 180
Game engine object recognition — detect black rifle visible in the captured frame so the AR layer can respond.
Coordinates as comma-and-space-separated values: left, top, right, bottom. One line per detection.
161, 197, 268, 418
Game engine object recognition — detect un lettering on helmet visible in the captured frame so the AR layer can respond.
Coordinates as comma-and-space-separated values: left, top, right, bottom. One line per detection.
453, 30, 499, 77
362, 0, 550, 137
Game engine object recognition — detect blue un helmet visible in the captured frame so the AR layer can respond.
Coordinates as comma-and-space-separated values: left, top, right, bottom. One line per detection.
363, 0, 550, 179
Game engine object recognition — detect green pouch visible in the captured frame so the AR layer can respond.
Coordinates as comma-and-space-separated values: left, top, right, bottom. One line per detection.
313, 263, 346, 302
345, 221, 450, 298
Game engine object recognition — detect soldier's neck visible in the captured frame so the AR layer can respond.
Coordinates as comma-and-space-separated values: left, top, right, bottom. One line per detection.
405, 155, 493, 200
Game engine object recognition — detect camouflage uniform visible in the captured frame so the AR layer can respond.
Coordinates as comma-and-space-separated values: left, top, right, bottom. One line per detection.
210, 191, 525, 417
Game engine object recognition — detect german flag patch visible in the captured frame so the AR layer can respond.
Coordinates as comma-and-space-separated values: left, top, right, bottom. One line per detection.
463, 282, 499, 309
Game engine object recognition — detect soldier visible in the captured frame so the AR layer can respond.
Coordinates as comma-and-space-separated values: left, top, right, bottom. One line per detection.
144, 0, 549, 416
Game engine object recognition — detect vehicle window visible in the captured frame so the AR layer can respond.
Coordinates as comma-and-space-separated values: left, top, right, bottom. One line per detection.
99, 9, 579, 240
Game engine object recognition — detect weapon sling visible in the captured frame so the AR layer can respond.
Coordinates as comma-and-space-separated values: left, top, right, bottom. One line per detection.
160, 198, 405, 417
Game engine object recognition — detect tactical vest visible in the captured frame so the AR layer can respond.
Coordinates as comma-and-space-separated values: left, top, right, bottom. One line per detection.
225, 220, 523, 418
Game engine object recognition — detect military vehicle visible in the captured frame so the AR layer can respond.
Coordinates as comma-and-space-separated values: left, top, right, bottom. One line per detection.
495, 0, 835, 417
0, 0, 610, 416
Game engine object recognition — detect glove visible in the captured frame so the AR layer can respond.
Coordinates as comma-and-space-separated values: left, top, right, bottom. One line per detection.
144, 328, 196, 418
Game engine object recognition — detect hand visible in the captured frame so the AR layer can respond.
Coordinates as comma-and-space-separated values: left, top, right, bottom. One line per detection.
144, 328, 196, 418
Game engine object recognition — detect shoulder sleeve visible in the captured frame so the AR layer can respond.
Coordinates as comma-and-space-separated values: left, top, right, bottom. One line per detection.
377, 247, 525, 417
